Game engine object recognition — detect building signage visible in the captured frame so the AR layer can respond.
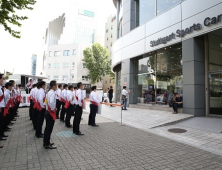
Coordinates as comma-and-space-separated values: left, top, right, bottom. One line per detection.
150, 14, 222, 47
78, 9, 94, 18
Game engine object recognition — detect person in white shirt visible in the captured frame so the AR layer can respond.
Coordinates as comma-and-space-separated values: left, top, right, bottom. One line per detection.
32, 83, 39, 130
56, 84, 62, 119
122, 86, 131, 110
65, 85, 75, 128
14, 84, 22, 117
26, 79, 33, 94
88, 86, 102, 127
60, 84, 68, 122
73, 82, 84, 135
43, 80, 57, 149
35, 81, 46, 138
29, 84, 37, 121
8, 80, 17, 122
0, 74, 6, 145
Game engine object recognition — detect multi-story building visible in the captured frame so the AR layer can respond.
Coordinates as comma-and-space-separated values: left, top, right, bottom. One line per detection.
112, 0, 222, 117
103, 14, 117, 93
43, 5, 103, 90
31, 55, 37, 76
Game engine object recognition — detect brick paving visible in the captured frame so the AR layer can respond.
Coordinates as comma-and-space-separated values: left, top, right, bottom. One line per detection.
0, 108, 222, 170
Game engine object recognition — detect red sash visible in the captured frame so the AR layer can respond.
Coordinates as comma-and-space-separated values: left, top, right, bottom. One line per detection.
27, 96, 31, 103
47, 104, 56, 121
64, 101, 70, 109
28, 83, 32, 88
90, 100, 98, 106
81, 99, 84, 108
3, 98, 14, 116
0, 93, 4, 103
61, 97, 66, 103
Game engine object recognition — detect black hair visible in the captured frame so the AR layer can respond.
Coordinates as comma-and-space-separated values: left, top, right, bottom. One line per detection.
77, 82, 82, 88
74, 87, 77, 90
123, 86, 126, 89
18, 84, 22, 88
38, 81, 46, 88
110, 86, 112, 88
68, 85, 74, 90
32, 84, 37, 88
63, 84, 68, 89
9, 80, 15, 84
58, 84, 62, 88
174, 93, 178, 95
30, 79, 33, 81
91, 86, 97, 91
0, 74, 4, 79
5, 82, 13, 89
50, 80, 57, 89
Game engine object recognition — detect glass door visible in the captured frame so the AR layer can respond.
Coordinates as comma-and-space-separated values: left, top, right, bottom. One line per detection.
209, 72, 222, 115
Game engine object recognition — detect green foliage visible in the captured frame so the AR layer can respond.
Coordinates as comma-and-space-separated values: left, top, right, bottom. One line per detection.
0, 0, 36, 38
83, 43, 113, 84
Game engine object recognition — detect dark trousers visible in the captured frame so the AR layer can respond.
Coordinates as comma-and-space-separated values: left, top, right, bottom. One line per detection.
172, 103, 182, 113
73, 105, 82, 133
56, 99, 61, 117
109, 95, 113, 105
65, 105, 74, 127
10, 106, 16, 121
35, 109, 45, 136
60, 102, 66, 121
88, 104, 97, 125
29, 99, 33, 119
0, 108, 5, 136
44, 111, 55, 145
5, 108, 12, 129
32, 108, 38, 129
15, 102, 20, 115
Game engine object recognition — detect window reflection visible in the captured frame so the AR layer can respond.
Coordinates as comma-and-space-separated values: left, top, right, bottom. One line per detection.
157, 0, 181, 15
139, 0, 155, 25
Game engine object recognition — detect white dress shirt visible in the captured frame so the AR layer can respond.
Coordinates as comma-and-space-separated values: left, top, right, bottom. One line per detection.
90, 91, 100, 105
61, 89, 67, 101
11, 88, 17, 102
67, 90, 75, 105
56, 88, 62, 100
4, 89, 12, 107
76, 89, 83, 107
32, 87, 38, 100
30, 88, 34, 99
0, 85, 5, 108
73, 90, 78, 105
46, 89, 56, 111
37, 88, 46, 109
122, 89, 129, 98
26, 82, 32, 89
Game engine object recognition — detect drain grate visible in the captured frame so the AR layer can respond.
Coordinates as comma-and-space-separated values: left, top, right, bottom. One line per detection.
168, 128, 187, 133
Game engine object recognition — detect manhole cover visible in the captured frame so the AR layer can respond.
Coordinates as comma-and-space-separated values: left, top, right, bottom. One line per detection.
55, 131, 78, 137
168, 128, 187, 133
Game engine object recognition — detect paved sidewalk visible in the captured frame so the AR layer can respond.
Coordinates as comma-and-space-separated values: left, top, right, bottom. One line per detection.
0, 108, 222, 170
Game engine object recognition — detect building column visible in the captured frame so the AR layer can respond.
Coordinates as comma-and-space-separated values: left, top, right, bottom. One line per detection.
121, 59, 134, 105
116, 0, 120, 39
182, 36, 205, 116
114, 71, 118, 103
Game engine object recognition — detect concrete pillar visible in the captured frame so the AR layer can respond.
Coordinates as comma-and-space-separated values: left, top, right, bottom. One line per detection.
116, 0, 120, 39
114, 71, 118, 103
182, 36, 205, 116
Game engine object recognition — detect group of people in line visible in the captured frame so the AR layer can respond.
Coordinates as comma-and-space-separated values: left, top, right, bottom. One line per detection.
0, 74, 22, 148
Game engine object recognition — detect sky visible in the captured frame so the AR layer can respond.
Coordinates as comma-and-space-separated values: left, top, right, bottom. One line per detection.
0, 0, 116, 75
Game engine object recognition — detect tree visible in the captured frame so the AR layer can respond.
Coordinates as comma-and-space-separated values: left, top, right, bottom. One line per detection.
83, 43, 113, 84
0, 0, 36, 38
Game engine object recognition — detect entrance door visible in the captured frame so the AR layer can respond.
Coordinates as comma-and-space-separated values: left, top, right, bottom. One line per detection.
209, 72, 222, 116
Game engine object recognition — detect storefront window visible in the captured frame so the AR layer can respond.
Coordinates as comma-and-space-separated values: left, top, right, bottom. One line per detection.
139, 0, 155, 25
157, 0, 181, 15
134, 44, 182, 105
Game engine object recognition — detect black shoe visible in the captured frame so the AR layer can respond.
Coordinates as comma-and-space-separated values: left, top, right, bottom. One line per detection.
76, 132, 84, 136
66, 125, 72, 128
36, 134, 44, 138
88, 124, 92, 126
43, 142, 54, 147
60, 120, 64, 123
5, 129, 11, 132
45, 144, 57, 149
12, 118, 16, 121
6, 127, 11, 130
92, 124, 99, 127
9, 122, 14, 125
0, 137, 7, 140
0, 145, 3, 148
56, 116, 60, 119
1, 134, 8, 138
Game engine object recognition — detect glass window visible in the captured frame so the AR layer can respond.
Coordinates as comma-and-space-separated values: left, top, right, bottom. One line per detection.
111, 42, 112, 47
83, 63, 86, 68
111, 34, 112, 38
72, 62, 75, 68
54, 63, 60, 68
72, 74, 74, 79
63, 63, 69, 68
48, 63, 51, 69
82, 76, 88, 81
63, 50, 70, 56
62, 75, 66, 80
134, 44, 182, 105
47, 75, 50, 80
111, 26, 113, 30
106, 29, 108, 33
139, 0, 155, 25
53, 75, 59, 81
73, 49, 77, 55
157, 0, 181, 15
49, 51, 53, 57
54, 51, 60, 57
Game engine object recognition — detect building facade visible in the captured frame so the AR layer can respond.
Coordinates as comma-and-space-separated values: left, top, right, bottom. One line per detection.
103, 14, 117, 92
112, 0, 222, 116
31, 55, 37, 76
43, 6, 103, 89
